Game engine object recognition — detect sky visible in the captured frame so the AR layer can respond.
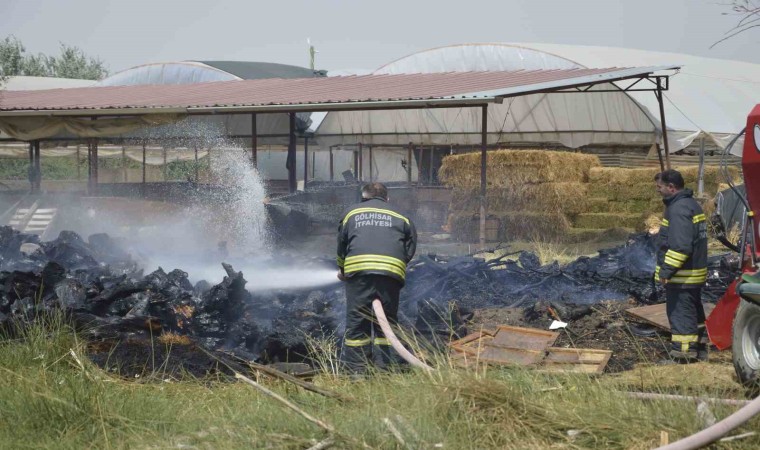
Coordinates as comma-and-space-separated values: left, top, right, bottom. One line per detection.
2, 0, 759, 76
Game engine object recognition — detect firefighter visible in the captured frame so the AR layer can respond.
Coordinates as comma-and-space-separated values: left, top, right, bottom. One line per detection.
654, 169, 709, 362
337, 182, 417, 374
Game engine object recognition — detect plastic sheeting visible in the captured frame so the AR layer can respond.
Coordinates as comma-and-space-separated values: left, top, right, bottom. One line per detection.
0, 114, 185, 141
316, 44, 662, 151
317, 43, 760, 155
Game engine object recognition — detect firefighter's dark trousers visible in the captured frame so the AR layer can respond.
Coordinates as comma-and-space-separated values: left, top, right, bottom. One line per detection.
341, 274, 402, 374
665, 286, 706, 353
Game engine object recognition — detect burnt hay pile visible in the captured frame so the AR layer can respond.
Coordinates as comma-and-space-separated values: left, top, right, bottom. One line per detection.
0, 226, 737, 376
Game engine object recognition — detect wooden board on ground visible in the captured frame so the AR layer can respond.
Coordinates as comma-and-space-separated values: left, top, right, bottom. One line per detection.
450, 325, 559, 366
625, 303, 715, 331
540, 347, 613, 374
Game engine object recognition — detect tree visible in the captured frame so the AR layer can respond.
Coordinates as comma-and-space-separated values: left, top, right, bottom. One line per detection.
713, 1, 760, 48
0, 35, 108, 81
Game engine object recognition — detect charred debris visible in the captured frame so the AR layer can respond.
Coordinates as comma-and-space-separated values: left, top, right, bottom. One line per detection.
0, 226, 736, 376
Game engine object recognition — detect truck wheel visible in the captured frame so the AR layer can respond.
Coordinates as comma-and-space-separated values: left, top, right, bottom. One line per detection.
732, 299, 760, 388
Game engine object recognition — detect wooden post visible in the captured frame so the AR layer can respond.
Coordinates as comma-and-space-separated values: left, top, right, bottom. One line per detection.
480, 104, 488, 248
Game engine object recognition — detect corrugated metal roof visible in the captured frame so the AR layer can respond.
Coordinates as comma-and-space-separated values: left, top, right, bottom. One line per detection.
0, 66, 674, 116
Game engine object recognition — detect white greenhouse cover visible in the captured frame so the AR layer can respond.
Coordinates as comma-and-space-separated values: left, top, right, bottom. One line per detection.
316, 44, 759, 155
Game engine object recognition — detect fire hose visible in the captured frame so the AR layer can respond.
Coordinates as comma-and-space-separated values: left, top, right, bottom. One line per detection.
371, 299, 434, 373
656, 394, 760, 450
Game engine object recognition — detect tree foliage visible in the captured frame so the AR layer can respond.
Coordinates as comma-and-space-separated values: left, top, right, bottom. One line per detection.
0, 35, 108, 81
713, 1, 760, 48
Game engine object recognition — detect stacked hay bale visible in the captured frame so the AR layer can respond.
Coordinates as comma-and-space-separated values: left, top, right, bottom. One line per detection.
440, 149, 742, 243
585, 166, 741, 233
439, 149, 600, 241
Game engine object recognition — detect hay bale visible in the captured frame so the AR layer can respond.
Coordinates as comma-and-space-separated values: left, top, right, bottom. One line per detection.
449, 211, 570, 242
588, 166, 740, 188
449, 183, 590, 215
586, 197, 662, 214
498, 211, 571, 240
439, 150, 601, 188
563, 227, 636, 243
573, 213, 645, 230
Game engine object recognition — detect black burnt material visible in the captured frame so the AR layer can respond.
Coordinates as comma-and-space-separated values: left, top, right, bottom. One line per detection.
0, 226, 737, 376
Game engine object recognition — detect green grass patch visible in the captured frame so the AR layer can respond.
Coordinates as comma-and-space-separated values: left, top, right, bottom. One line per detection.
1, 315, 758, 449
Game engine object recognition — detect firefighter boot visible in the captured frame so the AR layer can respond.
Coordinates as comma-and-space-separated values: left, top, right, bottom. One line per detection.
696, 325, 709, 362
669, 340, 699, 363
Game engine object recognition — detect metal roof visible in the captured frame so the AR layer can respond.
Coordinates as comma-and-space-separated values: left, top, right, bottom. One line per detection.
0, 66, 674, 117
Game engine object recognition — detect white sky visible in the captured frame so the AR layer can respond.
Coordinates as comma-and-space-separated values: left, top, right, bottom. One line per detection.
2, 0, 759, 75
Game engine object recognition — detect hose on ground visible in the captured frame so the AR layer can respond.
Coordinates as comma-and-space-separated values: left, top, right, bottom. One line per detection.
656, 393, 760, 450
371, 299, 434, 373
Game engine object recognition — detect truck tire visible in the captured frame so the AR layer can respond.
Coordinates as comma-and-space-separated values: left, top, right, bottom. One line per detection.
732, 299, 760, 388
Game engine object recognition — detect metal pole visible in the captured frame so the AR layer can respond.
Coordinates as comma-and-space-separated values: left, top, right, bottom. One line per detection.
76, 145, 81, 180
353, 149, 358, 181
304, 136, 309, 186
698, 136, 706, 196
312, 149, 315, 179
194, 146, 199, 182
480, 104, 488, 248
329, 146, 334, 181
34, 141, 41, 192
91, 138, 98, 194
27, 142, 33, 193
358, 143, 363, 182
122, 146, 127, 182
142, 144, 146, 184
369, 145, 373, 182
251, 113, 258, 168
407, 142, 413, 186
87, 141, 92, 194
429, 145, 434, 185
163, 147, 167, 181
287, 112, 297, 193
655, 82, 671, 170
417, 146, 424, 186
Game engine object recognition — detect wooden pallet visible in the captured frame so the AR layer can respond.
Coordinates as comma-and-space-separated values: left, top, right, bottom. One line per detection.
625, 303, 716, 332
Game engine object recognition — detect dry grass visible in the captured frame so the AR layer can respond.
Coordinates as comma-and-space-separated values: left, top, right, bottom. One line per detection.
439, 149, 601, 187
588, 166, 741, 187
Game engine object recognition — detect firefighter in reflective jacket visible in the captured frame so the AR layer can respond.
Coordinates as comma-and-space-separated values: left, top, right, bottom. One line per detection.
654, 169, 709, 362
337, 182, 417, 373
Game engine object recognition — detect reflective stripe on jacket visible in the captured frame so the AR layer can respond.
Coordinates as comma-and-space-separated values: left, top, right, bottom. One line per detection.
337, 197, 417, 284
655, 189, 708, 287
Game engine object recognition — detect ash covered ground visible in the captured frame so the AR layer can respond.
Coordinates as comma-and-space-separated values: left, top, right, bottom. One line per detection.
0, 226, 737, 376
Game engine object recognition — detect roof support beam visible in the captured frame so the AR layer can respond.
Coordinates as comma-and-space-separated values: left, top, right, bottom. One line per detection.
479, 104, 488, 249
287, 112, 297, 193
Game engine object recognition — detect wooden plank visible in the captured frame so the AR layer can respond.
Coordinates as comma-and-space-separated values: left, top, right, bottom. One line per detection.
541, 347, 612, 374
449, 325, 559, 366
625, 303, 715, 331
